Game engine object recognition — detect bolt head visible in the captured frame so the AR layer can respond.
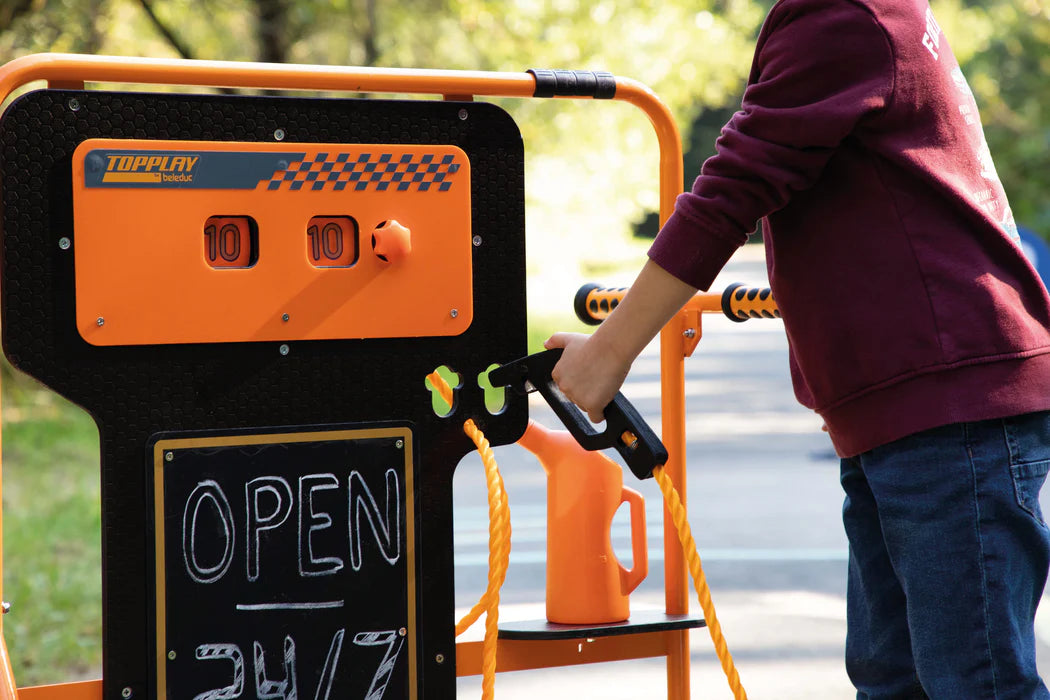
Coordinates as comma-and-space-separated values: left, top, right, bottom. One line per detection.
167, 650, 176, 660
274, 128, 286, 141
58, 237, 71, 250
435, 653, 446, 664
279, 344, 290, 356
472, 235, 482, 247
458, 109, 468, 120
399, 627, 407, 637
281, 313, 290, 322
450, 309, 459, 319
165, 451, 174, 462
96, 317, 105, 327
683, 328, 696, 339
68, 97, 80, 112
395, 439, 404, 449
121, 688, 132, 699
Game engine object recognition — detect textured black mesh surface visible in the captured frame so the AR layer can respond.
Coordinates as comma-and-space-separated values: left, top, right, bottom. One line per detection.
0, 89, 527, 698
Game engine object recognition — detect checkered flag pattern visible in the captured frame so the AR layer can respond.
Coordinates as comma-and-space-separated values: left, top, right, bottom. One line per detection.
266, 152, 462, 192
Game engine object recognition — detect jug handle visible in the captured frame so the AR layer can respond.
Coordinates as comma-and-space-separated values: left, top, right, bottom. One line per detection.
617, 486, 648, 594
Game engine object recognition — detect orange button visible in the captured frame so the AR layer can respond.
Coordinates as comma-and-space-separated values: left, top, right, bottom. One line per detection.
371, 220, 412, 264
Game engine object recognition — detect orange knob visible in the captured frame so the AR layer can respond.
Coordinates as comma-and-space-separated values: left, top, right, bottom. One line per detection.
371, 220, 412, 263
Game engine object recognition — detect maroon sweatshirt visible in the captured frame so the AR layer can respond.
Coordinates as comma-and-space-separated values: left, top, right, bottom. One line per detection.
648, 0, 1050, 456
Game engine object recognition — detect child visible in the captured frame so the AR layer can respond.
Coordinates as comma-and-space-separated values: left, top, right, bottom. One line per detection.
546, 1, 1050, 697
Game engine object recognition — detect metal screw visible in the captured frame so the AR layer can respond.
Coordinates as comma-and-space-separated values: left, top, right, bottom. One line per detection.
96, 317, 105, 327
164, 452, 174, 462
398, 627, 407, 637
472, 235, 482, 247
279, 344, 290, 356
683, 328, 696, 339
458, 109, 468, 121
450, 309, 459, 319
121, 688, 132, 699
58, 237, 71, 250
282, 313, 290, 322
167, 650, 176, 660
435, 653, 445, 664
68, 97, 80, 112
2, 602, 10, 614
395, 439, 404, 449
273, 128, 286, 141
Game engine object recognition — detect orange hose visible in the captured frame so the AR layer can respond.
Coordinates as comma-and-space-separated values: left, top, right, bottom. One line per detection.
653, 465, 747, 699
426, 371, 511, 700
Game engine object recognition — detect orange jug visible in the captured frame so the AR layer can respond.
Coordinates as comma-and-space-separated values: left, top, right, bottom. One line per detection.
518, 419, 648, 624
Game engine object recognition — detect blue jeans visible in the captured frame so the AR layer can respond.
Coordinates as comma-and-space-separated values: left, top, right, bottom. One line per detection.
841, 411, 1050, 699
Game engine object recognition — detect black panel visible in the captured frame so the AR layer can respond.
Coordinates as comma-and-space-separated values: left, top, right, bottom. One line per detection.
0, 89, 527, 698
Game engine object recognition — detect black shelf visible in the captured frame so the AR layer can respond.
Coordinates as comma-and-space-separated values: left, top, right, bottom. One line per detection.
498, 610, 705, 641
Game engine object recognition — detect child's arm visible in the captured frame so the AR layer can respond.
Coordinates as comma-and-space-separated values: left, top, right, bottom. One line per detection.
544, 259, 697, 423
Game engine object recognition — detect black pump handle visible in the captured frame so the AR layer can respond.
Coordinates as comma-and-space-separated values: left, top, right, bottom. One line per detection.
489, 349, 667, 480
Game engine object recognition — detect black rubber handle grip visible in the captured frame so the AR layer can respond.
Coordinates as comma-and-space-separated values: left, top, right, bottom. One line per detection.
489, 349, 667, 480
720, 282, 780, 322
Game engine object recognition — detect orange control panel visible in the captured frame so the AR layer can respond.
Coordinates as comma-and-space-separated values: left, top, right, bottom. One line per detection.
71, 139, 473, 346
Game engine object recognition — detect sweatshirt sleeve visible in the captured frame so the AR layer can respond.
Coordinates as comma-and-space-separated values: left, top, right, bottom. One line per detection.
649, 0, 894, 290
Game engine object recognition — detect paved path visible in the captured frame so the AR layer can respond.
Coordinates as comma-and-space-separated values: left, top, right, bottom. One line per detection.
455, 245, 1050, 699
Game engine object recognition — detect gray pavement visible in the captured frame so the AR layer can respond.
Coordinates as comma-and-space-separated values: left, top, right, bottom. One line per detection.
453, 246, 1050, 699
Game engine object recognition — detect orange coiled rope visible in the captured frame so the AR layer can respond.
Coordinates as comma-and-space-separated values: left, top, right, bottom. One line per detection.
426, 371, 511, 700
652, 464, 747, 700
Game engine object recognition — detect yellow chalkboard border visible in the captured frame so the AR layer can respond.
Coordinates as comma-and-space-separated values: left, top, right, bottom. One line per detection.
152, 426, 417, 698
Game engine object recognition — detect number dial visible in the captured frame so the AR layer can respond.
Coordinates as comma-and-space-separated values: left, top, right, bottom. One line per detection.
203, 216, 256, 268
307, 216, 358, 268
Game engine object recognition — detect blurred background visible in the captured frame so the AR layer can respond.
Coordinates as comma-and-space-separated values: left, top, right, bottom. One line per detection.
1, 0, 1049, 691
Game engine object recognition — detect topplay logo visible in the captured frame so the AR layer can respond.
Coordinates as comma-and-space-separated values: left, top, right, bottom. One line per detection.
83, 148, 296, 189
101, 154, 200, 184
82, 148, 462, 191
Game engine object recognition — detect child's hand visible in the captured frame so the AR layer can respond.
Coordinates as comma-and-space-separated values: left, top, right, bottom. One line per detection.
544, 331, 632, 424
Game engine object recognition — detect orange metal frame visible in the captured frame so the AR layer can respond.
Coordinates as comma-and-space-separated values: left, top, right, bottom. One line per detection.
0, 53, 688, 699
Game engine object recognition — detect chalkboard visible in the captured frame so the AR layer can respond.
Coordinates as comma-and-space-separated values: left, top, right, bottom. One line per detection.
151, 426, 416, 700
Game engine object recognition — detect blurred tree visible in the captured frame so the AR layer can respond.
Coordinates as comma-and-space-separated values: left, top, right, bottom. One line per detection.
134, 0, 193, 59
950, 0, 1050, 237
0, 0, 42, 31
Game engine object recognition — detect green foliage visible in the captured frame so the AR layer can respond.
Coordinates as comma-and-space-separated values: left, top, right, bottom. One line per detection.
938, 0, 1050, 236
2, 395, 101, 685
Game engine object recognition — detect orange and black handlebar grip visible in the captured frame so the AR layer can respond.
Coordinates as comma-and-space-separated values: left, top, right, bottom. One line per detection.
721, 282, 780, 322
574, 283, 627, 326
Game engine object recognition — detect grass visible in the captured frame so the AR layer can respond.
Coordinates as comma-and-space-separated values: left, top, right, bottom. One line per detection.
2, 388, 102, 685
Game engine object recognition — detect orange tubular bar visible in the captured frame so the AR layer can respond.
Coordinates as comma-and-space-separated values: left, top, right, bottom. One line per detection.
616, 79, 690, 700
0, 633, 14, 700
0, 53, 687, 698
0, 53, 536, 103
17, 680, 101, 700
